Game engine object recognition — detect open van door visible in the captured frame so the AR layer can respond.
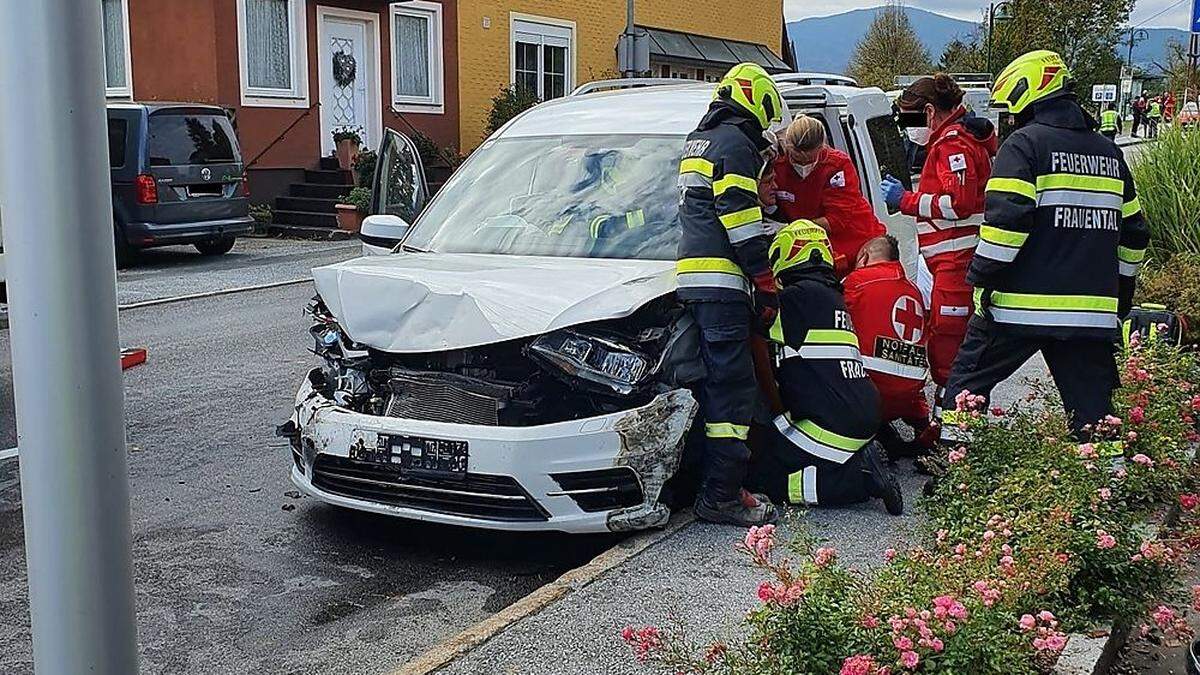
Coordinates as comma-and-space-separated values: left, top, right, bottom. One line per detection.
359, 129, 429, 256
844, 92, 922, 281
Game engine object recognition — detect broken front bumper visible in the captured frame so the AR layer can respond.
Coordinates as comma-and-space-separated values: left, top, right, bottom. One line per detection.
287, 370, 697, 533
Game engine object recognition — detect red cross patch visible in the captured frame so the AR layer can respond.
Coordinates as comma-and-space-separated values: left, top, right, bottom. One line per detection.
891, 295, 924, 343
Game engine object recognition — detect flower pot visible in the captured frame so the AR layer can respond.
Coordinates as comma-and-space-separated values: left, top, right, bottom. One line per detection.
335, 204, 364, 233
336, 139, 360, 171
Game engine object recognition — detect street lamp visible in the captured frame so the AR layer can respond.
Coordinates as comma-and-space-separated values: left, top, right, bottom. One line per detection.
986, 1, 1013, 78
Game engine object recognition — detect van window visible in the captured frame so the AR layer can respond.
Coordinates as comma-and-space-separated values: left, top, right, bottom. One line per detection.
108, 118, 127, 169
866, 115, 912, 190
147, 112, 238, 166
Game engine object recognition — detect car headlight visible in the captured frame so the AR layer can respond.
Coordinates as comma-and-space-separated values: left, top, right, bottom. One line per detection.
527, 330, 652, 396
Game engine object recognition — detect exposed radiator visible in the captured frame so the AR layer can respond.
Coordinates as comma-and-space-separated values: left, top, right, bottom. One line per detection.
383, 369, 515, 426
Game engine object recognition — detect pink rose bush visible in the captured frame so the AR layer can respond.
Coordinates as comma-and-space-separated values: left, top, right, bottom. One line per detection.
625, 337, 1200, 673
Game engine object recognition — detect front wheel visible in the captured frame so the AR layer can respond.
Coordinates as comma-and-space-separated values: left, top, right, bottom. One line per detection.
195, 236, 236, 256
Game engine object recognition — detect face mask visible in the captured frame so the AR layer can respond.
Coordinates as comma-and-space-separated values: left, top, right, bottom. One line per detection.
792, 161, 818, 178
906, 126, 930, 146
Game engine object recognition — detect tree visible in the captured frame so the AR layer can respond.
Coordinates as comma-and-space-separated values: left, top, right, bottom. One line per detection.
846, 3, 933, 89
979, 0, 1130, 98
939, 38, 985, 72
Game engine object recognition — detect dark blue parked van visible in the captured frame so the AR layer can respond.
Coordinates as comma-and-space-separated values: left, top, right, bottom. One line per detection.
108, 103, 254, 266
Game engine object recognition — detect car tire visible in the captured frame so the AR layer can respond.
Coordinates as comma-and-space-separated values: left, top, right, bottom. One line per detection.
114, 223, 136, 269
195, 236, 236, 256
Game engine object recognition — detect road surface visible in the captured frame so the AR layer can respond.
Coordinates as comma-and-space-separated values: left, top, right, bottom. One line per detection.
0, 239, 618, 674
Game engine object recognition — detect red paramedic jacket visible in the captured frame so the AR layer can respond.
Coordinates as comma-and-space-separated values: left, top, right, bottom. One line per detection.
843, 260, 930, 422
898, 109, 997, 274
771, 148, 885, 276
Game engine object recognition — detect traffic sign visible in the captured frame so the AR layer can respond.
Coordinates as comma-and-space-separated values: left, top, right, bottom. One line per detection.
1191, 31, 1200, 58
1092, 84, 1118, 102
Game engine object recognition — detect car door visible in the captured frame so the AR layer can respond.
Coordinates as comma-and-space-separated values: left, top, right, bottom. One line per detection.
360, 129, 430, 254
845, 93, 922, 280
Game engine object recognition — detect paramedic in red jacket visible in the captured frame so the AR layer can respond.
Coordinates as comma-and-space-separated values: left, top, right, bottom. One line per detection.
844, 236, 935, 455
881, 74, 997, 391
765, 114, 886, 277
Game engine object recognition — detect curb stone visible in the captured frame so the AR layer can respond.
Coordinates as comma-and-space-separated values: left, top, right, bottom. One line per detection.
392, 510, 698, 675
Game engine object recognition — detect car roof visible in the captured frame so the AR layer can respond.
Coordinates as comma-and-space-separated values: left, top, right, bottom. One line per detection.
106, 101, 230, 113
497, 80, 878, 139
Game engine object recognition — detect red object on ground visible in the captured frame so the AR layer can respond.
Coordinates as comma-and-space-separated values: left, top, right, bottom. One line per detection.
120, 347, 147, 370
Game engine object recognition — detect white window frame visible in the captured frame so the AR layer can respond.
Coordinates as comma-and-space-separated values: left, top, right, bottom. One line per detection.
237, 0, 310, 108
508, 13, 576, 101
103, 0, 134, 98
389, 1, 444, 113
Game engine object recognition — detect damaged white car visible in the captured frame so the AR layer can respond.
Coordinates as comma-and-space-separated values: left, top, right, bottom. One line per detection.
282, 77, 912, 533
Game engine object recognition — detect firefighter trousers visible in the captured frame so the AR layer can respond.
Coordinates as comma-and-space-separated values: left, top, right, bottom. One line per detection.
687, 298, 758, 504
747, 429, 875, 506
940, 315, 1118, 437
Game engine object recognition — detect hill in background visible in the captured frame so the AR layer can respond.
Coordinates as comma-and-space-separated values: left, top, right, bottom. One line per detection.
787, 6, 1186, 76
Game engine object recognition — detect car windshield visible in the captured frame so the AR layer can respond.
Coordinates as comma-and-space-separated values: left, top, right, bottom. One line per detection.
404, 135, 683, 260
148, 111, 239, 166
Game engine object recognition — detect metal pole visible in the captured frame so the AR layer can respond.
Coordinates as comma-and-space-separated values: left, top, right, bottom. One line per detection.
0, 2, 138, 673
987, 3, 994, 78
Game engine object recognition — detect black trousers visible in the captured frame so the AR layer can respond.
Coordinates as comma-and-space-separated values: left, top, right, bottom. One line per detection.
687, 299, 758, 503
747, 429, 873, 506
940, 315, 1118, 436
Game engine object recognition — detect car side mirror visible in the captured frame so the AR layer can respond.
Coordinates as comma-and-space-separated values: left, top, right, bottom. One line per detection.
359, 214, 411, 256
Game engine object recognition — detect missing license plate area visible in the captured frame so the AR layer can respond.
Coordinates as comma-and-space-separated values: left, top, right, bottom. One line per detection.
380, 434, 469, 478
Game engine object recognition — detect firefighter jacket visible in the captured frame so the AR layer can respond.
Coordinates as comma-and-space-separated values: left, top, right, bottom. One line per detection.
843, 260, 929, 421
898, 108, 997, 274
769, 148, 886, 274
677, 101, 773, 301
768, 267, 881, 464
969, 97, 1150, 340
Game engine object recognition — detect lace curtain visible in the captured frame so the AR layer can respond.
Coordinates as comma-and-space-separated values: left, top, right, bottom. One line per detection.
245, 0, 292, 90
394, 13, 429, 98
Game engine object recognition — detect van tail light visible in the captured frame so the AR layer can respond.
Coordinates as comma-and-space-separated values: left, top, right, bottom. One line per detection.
240, 175, 250, 198
135, 174, 158, 205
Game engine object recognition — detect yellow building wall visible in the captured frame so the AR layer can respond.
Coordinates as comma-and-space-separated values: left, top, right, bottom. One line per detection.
456, 0, 784, 149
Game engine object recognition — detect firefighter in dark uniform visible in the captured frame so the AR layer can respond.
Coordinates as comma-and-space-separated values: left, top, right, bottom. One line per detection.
678, 62, 783, 526
747, 221, 903, 514
940, 50, 1150, 441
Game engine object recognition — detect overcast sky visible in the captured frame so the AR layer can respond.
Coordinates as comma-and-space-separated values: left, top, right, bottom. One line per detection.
783, 0, 1194, 29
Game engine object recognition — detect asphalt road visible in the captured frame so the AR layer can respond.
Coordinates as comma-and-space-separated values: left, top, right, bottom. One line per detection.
0, 240, 620, 674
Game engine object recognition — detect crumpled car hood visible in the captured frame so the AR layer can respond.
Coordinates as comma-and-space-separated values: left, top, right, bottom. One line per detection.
311, 253, 676, 353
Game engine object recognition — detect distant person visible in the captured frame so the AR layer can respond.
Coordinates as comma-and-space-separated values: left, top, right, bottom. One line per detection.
844, 235, 936, 458
763, 114, 886, 278
1165, 90, 1176, 122
1131, 94, 1147, 137
1099, 102, 1121, 142
1148, 97, 1162, 138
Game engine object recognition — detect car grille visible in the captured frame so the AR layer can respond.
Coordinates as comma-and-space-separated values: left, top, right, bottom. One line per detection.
383, 370, 513, 426
311, 455, 549, 522
549, 468, 644, 512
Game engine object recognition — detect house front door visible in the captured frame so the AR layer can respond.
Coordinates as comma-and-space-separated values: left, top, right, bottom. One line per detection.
318, 10, 379, 155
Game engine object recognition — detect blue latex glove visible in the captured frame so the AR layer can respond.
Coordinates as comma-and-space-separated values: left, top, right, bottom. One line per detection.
881, 174, 904, 210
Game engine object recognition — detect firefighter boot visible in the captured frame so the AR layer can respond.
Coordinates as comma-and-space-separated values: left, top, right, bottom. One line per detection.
861, 441, 904, 516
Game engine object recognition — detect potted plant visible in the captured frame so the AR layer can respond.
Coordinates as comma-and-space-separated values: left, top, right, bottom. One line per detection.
332, 125, 364, 171
334, 186, 371, 233
351, 147, 377, 187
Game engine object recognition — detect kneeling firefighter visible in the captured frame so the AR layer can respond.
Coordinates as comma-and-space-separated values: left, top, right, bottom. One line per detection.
940, 50, 1150, 441
677, 62, 783, 526
746, 221, 904, 515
